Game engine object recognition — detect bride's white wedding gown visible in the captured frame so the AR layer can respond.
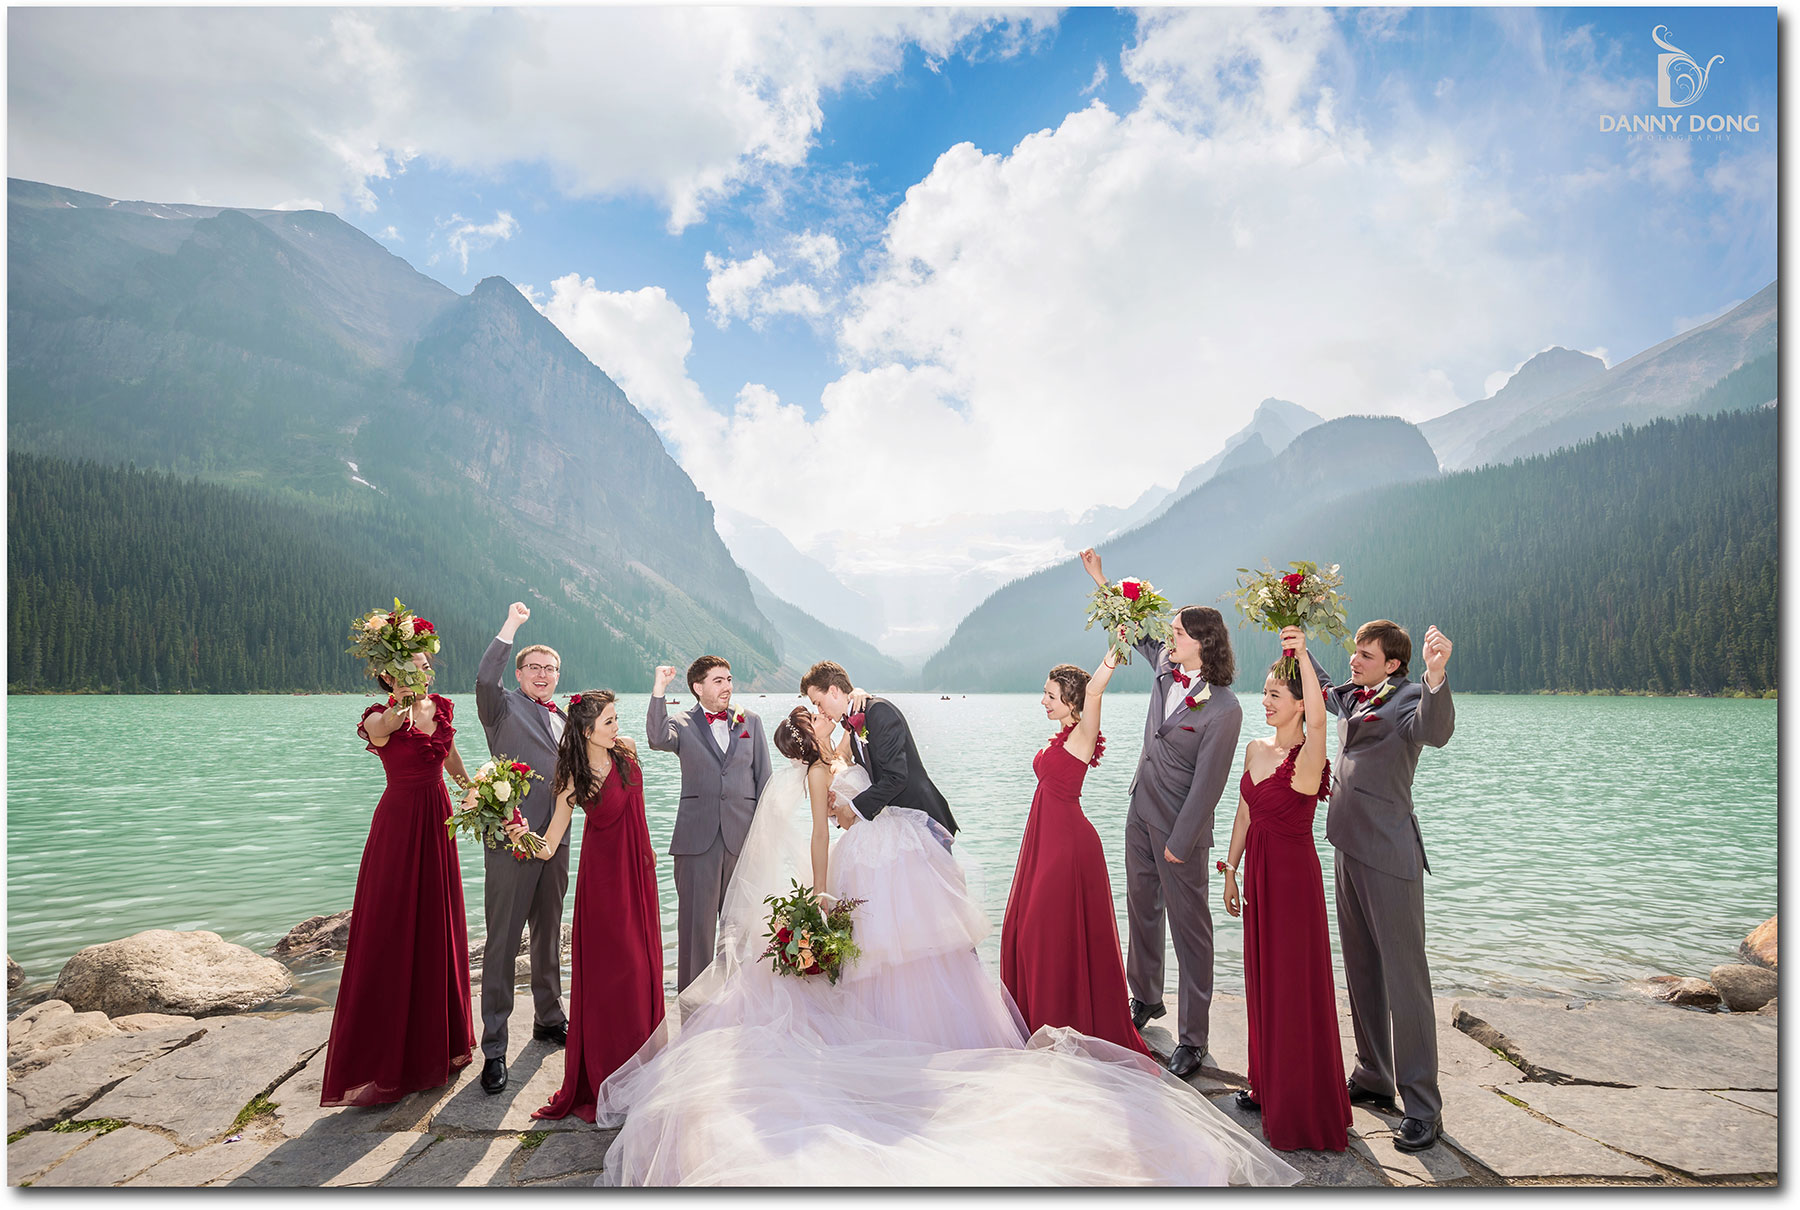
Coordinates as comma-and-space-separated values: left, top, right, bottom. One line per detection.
592, 760, 1299, 1187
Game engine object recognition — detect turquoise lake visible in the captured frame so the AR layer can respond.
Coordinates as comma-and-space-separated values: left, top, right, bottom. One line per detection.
5, 692, 1777, 1006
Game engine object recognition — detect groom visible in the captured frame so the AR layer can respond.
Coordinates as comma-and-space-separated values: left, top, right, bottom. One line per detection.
474, 601, 571, 1096
1308, 621, 1456, 1153
801, 661, 958, 838
649, 657, 773, 991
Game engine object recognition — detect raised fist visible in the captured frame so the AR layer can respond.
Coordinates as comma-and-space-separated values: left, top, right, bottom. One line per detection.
508, 602, 531, 625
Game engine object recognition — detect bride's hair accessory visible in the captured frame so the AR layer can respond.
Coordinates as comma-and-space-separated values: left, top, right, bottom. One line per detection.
773, 706, 824, 766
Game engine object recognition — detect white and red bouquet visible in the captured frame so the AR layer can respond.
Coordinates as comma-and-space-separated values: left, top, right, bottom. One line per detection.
347, 598, 441, 699
446, 757, 547, 861
1084, 574, 1173, 665
1229, 560, 1353, 679
760, 881, 865, 985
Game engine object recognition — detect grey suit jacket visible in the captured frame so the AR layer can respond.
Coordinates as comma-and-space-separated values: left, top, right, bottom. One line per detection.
1309, 653, 1456, 880
475, 637, 565, 836
647, 696, 772, 857
1127, 638, 1244, 861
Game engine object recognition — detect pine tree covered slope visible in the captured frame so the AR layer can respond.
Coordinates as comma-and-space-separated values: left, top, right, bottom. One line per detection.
921, 408, 1775, 695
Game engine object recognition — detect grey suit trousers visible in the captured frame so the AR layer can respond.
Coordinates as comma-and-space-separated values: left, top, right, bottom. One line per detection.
480, 841, 570, 1060
1335, 850, 1441, 1123
1124, 811, 1214, 1050
673, 834, 741, 992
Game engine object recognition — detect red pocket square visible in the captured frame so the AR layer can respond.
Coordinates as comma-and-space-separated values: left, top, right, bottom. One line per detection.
739, 731, 751, 739
1181, 725, 1196, 732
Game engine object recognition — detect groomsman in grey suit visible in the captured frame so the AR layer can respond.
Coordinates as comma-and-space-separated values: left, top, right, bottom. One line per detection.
1310, 620, 1455, 1153
649, 657, 772, 991
1082, 550, 1242, 1079
473, 601, 571, 1095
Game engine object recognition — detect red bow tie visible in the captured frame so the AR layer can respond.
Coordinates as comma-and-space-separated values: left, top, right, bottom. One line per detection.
705, 709, 730, 724
1354, 685, 1381, 704
1170, 667, 1192, 689
538, 697, 560, 713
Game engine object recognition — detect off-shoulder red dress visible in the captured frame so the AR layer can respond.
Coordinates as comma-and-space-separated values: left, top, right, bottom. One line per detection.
321, 696, 475, 1106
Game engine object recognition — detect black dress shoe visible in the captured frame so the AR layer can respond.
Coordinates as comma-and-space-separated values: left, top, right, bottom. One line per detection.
1129, 998, 1167, 1030
479, 1057, 508, 1095
1233, 1089, 1261, 1113
1346, 1078, 1400, 1114
532, 1022, 569, 1047
1394, 1116, 1441, 1152
1167, 1044, 1203, 1077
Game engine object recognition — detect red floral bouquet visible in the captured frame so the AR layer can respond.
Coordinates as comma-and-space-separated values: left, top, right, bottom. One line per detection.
760, 881, 865, 984
1084, 575, 1173, 665
347, 598, 441, 699
446, 756, 546, 860
1228, 560, 1353, 678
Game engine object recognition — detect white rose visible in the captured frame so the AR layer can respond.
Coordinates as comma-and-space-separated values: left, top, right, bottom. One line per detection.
363, 616, 384, 634
397, 617, 416, 639
493, 780, 513, 803
477, 762, 496, 779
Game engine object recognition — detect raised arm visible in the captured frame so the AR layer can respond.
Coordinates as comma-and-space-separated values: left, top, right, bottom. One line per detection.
1283, 626, 1328, 795
476, 629, 517, 730
1401, 625, 1456, 748
805, 762, 833, 891
1306, 650, 1347, 719
361, 694, 416, 745
850, 701, 912, 821
1064, 646, 1121, 765
646, 666, 681, 752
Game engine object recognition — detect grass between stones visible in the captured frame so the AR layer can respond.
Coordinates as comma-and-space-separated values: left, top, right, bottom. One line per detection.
50, 1119, 127, 1136
518, 1131, 550, 1150
7, 1129, 30, 1145
1496, 1092, 1529, 1109
233, 1094, 280, 1130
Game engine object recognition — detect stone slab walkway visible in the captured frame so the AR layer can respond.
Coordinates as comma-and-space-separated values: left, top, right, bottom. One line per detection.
8, 991, 1777, 1187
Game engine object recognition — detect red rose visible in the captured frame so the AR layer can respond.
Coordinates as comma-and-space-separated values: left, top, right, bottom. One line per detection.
804, 962, 822, 975
414, 619, 434, 634
776, 927, 792, 944
1282, 572, 1305, 593
846, 712, 867, 733
511, 762, 530, 773
1120, 579, 1142, 602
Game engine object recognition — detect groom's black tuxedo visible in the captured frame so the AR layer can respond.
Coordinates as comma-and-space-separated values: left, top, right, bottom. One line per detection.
847, 696, 959, 836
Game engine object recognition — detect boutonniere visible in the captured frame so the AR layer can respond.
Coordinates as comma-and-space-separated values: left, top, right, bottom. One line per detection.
1361, 682, 1396, 718
846, 711, 868, 741
733, 709, 746, 727
1183, 682, 1213, 713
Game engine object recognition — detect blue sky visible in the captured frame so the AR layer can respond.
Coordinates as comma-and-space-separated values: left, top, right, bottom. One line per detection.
7, 6, 1780, 654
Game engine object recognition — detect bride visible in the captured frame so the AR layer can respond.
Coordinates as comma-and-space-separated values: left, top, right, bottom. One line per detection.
591, 704, 1300, 1187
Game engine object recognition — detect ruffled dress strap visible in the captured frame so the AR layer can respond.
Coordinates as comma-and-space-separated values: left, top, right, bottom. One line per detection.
357, 702, 388, 754
1046, 728, 1106, 768
1276, 742, 1331, 800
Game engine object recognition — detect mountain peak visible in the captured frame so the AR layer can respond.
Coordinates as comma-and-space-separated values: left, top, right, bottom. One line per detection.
1499, 347, 1607, 396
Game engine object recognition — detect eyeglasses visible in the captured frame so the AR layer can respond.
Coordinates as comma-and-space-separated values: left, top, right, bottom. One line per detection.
520, 663, 561, 675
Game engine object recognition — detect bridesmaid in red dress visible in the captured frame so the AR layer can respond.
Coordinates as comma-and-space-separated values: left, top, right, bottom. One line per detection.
1220, 626, 1352, 1151
510, 690, 663, 1122
322, 652, 478, 1106
1002, 649, 1151, 1057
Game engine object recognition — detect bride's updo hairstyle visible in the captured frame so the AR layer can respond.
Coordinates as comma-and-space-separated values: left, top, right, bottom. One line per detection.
555, 689, 638, 801
774, 705, 825, 766
1047, 664, 1091, 719
1179, 605, 1237, 687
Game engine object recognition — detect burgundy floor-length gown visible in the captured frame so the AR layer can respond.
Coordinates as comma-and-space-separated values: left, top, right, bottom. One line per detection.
535, 761, 665, 1122
1002, 730, 1152, 1056
321, 696, 476, 1106
1241, 744, 1352, 1151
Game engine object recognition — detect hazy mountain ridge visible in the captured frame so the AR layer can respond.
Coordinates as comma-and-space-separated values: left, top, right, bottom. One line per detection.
8, 178, 787, 685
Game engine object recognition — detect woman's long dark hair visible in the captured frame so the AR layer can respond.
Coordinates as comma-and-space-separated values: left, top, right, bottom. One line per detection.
774, 705, 825, 767
554, 690, 637, 801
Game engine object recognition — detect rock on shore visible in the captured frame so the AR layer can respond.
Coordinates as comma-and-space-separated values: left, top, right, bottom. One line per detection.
1710, 964, 1778, 1013
7, 955, 23, 991
271, 912, 355, 961
53, 930, 292, 1018
1633, 975, 1721, 1009
1740, 915, 1777, 969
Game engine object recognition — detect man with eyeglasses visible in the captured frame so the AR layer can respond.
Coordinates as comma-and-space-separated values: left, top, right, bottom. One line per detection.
472, 601, 572, 1095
